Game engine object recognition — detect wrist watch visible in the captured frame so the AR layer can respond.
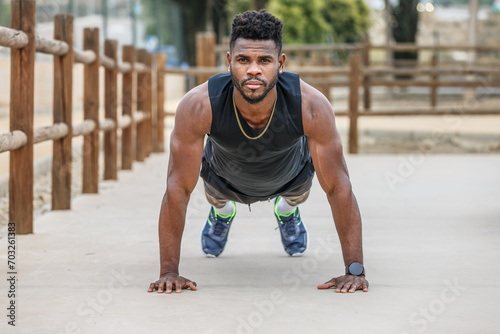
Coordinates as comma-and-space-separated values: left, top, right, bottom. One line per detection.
346, 262, 365, 276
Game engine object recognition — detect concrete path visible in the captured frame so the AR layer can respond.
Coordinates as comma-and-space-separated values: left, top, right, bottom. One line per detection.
1, 153, 499, 334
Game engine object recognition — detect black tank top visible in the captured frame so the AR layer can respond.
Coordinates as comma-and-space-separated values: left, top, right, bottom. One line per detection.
205, 72, 311, 197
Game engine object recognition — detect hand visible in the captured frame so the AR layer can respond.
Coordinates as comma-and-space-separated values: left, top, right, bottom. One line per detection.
317, 275, 369, 293
148, 272, 197, 294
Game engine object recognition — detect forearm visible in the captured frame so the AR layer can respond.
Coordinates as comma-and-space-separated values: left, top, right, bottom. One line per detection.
158, 186, 190, 276
327, 185, 363, 266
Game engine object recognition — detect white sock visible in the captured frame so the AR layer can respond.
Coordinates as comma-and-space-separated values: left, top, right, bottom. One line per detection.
214, 201, 234, 217
276, 197, 297, 215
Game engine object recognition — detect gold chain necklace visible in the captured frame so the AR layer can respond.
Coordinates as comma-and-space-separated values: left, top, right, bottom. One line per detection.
233, 92, 277, 140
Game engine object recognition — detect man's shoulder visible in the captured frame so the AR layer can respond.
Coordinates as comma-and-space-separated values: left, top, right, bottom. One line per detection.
299, 79, 335, 133
176, 82, 212, 131
299, 79, 330, 111
171, 82, 211, 138
182, 81, 210, 107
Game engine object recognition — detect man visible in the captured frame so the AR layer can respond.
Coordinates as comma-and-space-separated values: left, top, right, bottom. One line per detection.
148, 10, 368, 294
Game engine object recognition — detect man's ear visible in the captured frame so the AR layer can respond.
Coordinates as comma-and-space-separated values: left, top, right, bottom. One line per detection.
226, 51, 231, 71
279, 53, 286, 73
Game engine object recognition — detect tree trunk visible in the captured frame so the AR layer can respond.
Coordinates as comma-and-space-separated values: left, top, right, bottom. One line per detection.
254, 0, 269, 10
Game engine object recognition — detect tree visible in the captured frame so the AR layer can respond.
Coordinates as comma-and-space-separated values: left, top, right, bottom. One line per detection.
141, 0, 370, 65
267, 0, 370, 44
322, 0, 370, 43
390, 0, 419, 72
226, 0, 370, 45
226, 0, 254, 18
253, 0, 269, 9
172, 0, 209, 65
142, 0, 214, 65
268, 0, 328, 44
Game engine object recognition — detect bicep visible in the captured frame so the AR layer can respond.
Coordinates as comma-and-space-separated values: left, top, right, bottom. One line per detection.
304, 91, 351, 195
308, 123, 350, 196
165, 87, 211, 195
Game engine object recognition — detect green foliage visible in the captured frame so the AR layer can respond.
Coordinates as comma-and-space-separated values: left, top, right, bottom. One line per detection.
268, 0, 328, 44
322, 0, 370, 43
0, 1, 11, 27
225, 0, 370, 44
267, 0, 369, 44
226, 0, 254, 16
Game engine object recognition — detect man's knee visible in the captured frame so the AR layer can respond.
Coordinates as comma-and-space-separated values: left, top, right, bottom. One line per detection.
283, 190, 310, 206
205, 191, 229, 208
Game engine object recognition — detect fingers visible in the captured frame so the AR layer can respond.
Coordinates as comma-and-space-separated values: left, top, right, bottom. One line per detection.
317, 278, 336, 290
157, 280, 166, 293
148, 282, 158, 293
148, 277, 198, 294
317, 282, 335, 289
185, 280, 198, 291
318, 276, 369, 293
348, 283, 359, 293
165, 281, 173, 294
339, 278, 369, 293
342, 282, 359, 293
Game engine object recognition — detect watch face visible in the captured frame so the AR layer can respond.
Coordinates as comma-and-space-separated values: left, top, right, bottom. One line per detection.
348, 263, 364, 276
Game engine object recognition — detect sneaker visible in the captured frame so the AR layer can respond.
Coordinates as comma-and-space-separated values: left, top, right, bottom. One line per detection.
274, 196, 308, 256
201, 202, 236, 257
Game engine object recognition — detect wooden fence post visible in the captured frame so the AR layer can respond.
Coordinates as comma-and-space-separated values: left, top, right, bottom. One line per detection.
83, 28, 100, 193
9, 0, 36, 234
154, 53, 166, 153
135, 48, 147, 162
104, 39, 118, 180
349, 54, 361, 154
121, 45, 135, 170
52, 14, 74, 210
195, 31, 216, 83
362, 35, 371, 111
145, 52, 154, 157
298, 50, 306, 66
430, 54, 438, 107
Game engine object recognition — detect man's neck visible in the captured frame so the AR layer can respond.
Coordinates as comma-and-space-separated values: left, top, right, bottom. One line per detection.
233, 90, 277, 130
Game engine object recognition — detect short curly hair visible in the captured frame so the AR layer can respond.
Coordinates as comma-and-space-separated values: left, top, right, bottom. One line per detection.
230, 10, 283, 54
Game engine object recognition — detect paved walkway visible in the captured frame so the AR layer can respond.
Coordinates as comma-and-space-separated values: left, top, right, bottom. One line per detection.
1, 153, 499, 334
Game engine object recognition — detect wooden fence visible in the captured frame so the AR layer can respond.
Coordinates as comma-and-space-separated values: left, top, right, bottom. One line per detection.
0, 0, 166, 234
166, 32, 500, 153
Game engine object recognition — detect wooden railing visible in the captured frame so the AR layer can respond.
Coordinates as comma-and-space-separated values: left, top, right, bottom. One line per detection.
0, 0, 166, 234
166, 33, 500, 154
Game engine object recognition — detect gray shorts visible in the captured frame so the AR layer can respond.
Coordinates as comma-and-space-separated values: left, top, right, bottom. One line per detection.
200, 156, 315, 204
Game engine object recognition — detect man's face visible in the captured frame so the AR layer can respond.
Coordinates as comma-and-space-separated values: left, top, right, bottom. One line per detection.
228, 38, 285, 104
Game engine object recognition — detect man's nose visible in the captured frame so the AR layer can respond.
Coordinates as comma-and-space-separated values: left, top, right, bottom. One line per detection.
246, 61, 262, 76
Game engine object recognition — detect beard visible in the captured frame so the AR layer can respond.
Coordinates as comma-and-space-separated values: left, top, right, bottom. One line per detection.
231, 70, 279, 105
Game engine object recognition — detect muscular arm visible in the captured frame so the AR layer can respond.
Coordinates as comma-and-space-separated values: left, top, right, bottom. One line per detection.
148, 84, 211, 293
301, 81, 368, 293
